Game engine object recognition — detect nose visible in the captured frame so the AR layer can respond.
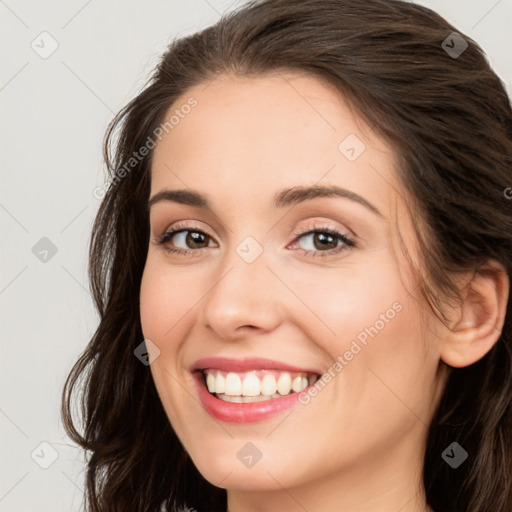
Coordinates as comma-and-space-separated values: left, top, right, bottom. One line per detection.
199, 251, 284, 340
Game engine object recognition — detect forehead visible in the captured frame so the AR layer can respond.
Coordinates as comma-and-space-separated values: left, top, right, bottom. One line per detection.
149, 71, 401, 218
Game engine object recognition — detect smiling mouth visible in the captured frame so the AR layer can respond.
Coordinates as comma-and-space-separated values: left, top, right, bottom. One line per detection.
201, 368, 320, 403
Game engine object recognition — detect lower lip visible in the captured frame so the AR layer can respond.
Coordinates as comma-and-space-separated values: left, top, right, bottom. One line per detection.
192, 372, 303, 424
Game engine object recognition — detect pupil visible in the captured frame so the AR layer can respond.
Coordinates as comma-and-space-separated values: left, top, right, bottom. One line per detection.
188, 231, 207, 248
314, 233, 336, 250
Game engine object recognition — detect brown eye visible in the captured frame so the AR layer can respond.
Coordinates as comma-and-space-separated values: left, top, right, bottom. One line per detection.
155, 222, 217, 256
309, 232, 339, 251
288, 223, 356, 259
181, 230, 210, 249
160, 229, 212, 250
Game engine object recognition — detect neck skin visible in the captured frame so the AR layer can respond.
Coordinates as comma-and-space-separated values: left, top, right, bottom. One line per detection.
226, 421, 435, 512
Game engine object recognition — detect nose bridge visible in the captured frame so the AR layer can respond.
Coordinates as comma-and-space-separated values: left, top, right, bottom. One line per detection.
200, 236, 284, 337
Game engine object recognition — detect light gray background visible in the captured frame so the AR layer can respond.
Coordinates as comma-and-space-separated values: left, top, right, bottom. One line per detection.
1, 1, 511, 511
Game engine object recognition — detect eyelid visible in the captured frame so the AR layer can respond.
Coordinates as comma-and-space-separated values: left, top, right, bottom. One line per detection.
292, 220, 354, 241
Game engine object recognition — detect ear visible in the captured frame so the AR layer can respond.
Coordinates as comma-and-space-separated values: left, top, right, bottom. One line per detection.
440, 259, 509, 368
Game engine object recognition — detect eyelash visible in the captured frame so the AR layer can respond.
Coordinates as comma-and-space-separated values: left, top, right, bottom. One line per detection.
153, 221, 356, 259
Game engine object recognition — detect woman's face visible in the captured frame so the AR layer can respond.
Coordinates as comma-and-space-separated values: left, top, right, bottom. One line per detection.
140, 72, 449, 498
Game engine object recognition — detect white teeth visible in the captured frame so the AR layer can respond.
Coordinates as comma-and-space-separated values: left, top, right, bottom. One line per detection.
260, 374, 277, 396
276, 373, 292, 395
203, 369, 319, 399
225, 372, 242, 396
206, 372, 216, 393
242, 373, 261, 396
215, 373, 225, 394
218, 394, 270, 403
292, 376, 308, 392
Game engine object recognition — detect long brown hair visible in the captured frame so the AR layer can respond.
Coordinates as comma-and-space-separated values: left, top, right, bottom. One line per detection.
61, 0, 512, 510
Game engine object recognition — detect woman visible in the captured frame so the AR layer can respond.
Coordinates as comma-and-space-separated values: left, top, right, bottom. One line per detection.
61, 0, 512, 510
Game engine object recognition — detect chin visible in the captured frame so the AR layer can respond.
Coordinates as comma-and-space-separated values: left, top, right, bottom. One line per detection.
186, 443, 309, 491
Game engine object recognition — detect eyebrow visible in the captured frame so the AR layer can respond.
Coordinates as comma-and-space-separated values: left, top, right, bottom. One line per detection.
147, 185, 383, 218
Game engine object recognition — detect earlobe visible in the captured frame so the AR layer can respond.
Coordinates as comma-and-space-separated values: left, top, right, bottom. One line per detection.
440, 260, 509, 368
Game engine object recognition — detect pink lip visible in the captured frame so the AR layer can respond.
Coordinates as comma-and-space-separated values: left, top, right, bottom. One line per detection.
191, 356, 321, 374
192, 371, 306, 424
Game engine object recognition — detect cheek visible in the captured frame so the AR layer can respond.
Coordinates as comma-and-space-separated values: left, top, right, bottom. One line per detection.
139, 263, 204, 428
139, 260, 200, 341
287, 254, 409, 353
291, 253, 429, 394
139, 268, 168, 340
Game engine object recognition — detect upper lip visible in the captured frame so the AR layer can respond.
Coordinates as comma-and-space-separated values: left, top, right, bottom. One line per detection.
191, 356, 322, 375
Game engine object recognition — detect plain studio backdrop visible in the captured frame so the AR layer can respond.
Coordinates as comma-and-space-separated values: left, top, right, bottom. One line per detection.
1, 1, 511, 510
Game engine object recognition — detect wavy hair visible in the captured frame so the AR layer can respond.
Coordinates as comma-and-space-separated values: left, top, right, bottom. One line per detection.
61, 0, 512, 510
